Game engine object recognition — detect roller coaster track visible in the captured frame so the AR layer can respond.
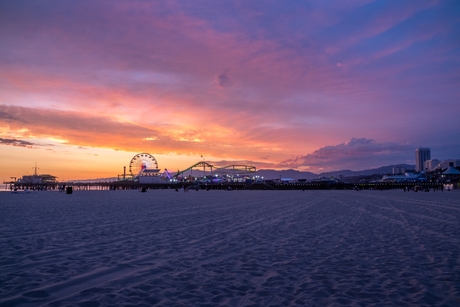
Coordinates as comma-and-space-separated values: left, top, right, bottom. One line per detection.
173, 162, 215, 179
214, 164, 256, 175
173, 162, 256, 179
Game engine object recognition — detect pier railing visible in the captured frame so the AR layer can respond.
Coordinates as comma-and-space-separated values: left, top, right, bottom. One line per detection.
4, 179, 455, 191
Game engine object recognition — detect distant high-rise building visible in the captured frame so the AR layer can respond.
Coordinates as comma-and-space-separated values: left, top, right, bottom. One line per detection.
436, 159, 460, 170
424, 159, 440, 171
415, 148, 431, 172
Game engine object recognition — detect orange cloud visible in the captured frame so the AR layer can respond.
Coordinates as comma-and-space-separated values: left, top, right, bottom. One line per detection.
0, 104, 315, 165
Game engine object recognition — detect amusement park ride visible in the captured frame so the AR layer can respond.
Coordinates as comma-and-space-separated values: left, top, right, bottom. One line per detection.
125, 153, 256, 183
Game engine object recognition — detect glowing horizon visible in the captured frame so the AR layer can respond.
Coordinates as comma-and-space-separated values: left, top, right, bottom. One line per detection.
1, 1, 459, 181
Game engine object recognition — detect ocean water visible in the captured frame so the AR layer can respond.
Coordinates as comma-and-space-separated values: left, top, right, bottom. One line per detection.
1, 189, 459, 306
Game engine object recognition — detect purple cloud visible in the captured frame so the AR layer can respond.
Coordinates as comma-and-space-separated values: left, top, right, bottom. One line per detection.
279, 138, 414, 172
0, 137, 38, 148
218, 71, 230, 87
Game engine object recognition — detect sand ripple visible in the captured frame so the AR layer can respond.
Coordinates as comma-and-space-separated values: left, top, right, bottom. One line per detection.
1, 189, 459, 306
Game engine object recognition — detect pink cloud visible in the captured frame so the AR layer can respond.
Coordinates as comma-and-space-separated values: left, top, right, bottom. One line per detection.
324, 1, 440, 54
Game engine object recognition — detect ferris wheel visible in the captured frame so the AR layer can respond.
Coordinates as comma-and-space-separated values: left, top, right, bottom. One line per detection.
129, 153, 159, 176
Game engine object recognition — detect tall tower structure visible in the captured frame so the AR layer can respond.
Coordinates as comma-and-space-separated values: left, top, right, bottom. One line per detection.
415, 148, 431, 172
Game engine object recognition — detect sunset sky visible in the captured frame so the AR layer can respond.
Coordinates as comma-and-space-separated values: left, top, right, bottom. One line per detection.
1, 0, 459, 181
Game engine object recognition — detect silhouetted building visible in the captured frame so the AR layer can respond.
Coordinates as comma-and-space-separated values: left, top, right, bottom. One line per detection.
437, 159, 460, 170
442, 162, 460, 183
424, 159, 440, 171
415, 148, 431, 172
17, 174, 57, 184
392, 167, 406, 175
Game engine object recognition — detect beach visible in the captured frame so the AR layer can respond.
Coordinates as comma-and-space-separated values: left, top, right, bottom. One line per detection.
1, 189, 459, 306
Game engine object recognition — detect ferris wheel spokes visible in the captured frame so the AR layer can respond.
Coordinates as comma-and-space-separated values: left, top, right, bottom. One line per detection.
129, 153, 159, 177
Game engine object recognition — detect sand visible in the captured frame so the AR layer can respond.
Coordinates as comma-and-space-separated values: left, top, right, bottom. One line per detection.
0, 189, 459, 306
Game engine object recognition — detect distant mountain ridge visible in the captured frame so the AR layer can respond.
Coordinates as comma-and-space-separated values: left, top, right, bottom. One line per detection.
255, 164, 415, 180
67, 164, 416, 181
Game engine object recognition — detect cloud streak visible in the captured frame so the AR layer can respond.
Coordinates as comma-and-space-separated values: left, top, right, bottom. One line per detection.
0, 137, 39, 148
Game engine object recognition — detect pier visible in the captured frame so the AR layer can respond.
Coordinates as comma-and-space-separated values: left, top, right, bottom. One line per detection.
3, 180, 447, 192
3, 155, 456, 192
